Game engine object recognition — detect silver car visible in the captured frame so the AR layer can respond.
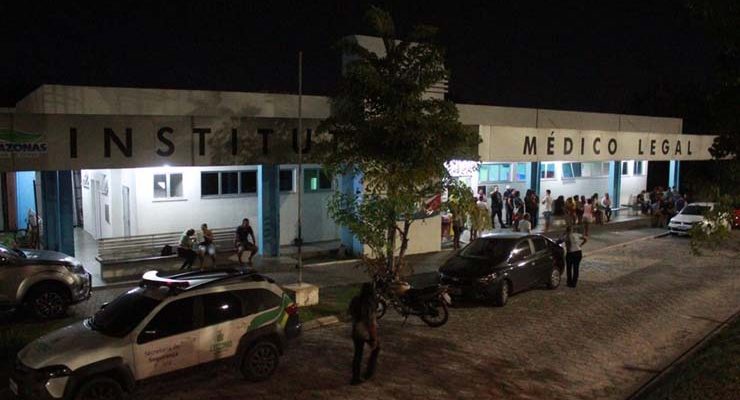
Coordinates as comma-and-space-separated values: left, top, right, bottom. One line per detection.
0, 244, 91, 319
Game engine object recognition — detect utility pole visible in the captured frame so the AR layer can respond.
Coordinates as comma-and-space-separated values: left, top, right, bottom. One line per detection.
297, 50, 304, 284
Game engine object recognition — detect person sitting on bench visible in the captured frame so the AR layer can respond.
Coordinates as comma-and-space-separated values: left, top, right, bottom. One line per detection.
178, 229, 197, 270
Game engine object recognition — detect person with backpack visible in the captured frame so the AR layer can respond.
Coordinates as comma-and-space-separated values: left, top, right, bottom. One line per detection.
349, 283, 380, 385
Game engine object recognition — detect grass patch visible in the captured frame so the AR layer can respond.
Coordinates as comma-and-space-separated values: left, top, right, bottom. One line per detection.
638, 314, 740, 400
298, 283, 362, 323
0, 317, 82, 361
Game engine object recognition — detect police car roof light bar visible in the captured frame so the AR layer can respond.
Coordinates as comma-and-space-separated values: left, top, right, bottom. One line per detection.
140, 271, 190, 289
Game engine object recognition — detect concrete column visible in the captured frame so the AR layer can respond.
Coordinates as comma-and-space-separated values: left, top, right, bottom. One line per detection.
40, 171, 75, 255
257, 164, 280, 257
608, 161, 622, 209
529, 162, 541, 193
668, 160, 680, 192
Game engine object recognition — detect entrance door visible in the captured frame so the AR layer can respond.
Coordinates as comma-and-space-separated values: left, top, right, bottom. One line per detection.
122, 186, 131, 237
91, 180, 102, 239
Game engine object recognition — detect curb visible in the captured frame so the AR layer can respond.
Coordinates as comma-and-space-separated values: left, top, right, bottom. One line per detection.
626, 308, 740, 400
585, 231, 669, 256
302, 316, 340, 331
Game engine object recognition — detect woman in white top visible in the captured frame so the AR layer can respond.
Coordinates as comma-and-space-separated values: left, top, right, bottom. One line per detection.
561, 225, 587, 288
582, 199, 594, 237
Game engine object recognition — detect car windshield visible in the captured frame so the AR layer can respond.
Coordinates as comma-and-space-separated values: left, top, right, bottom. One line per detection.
459, 238, 517, 261
89, 287, 162, 337
682, 205, 710, 216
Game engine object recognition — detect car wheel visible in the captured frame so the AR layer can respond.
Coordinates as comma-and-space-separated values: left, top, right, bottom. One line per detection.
74, 376, 124, 400
547, 268, 561, 289
27, 285, 69, 319
493, 280, 510, 307
241, 341, 280, 382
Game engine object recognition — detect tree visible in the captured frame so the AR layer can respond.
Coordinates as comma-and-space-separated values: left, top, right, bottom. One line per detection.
320, 7, 480, 277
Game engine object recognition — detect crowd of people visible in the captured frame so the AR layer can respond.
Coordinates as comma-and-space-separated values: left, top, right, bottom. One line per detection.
176, 218, 260, 270
446, 185, 627, 249
634, 186, 687, 228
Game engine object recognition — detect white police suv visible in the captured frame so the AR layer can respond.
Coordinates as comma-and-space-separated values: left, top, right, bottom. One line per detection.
10, 268, 301, 399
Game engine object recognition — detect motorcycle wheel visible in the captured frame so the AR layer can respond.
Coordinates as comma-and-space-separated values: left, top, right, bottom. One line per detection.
420, 299, 449, 328
376, 298, 387, 320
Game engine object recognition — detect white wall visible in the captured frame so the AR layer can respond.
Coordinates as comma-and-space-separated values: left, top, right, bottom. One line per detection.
132, 166, 260, 237
81, 165, 340, 245
620, 161, 649, 205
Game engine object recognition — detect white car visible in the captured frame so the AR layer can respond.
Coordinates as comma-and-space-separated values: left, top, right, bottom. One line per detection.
10, 269, 301, 400
668, 202, 729, 235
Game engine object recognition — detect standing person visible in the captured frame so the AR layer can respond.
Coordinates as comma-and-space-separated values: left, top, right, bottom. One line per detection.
675, 194, 686, 212
349, 283, 380, 385
542, 189, 553, 233
512, 191, 524, 231
637, 190, 647, 214
235, 218, 259, 266
583, 199, 594, 237
473, 195, 492, 238
565, 197, 576, 226
601, 193, 612, 222
198, 223, 217, 269
527, 191, 539, 229
561, 225, 587, 288
452, 210, 465, 250
177, 229, 197, 270
575, 196, 584, 225
504, 186, 514, 227
490, 185, 506, 228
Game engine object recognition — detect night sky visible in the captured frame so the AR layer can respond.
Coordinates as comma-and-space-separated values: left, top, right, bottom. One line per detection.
0, 1, 718, 128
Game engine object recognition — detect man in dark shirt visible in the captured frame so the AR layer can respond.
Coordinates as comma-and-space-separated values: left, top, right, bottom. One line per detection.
235, 218, 258, 265
490, 185, 506, 228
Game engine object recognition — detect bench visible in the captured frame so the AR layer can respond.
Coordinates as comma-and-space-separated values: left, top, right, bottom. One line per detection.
96, 228, 239, 280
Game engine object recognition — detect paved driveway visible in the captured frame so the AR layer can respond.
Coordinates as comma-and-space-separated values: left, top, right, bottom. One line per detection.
124, 233, 740, 400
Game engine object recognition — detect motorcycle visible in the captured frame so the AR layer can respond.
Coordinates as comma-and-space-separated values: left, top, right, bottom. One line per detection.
374, 273, 451, 328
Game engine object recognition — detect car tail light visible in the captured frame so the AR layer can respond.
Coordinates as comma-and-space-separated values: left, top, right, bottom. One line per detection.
285, 303, 298, 316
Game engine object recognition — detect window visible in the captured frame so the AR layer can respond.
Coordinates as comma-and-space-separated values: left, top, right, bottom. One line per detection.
279, 169, 294, 192
153, 173, 184, 199
621, 161, 629, 175
532, 237, 548, 252
516, 163, 528, 181
633, 160, 644, 175
138, 297, 196, 343
540, 163, 555, 179
201, 172, 219, 196
201, 170, 257, 197
479, 163, 512, 182
561, 162, 582, 179
221, 172, 239, 195
510, 240, 532, 261
241, 171, 257, 193
581, 162, 609, 177
304, 168, 332, 192
202, 292, 243, 326
237, 289, 283, 315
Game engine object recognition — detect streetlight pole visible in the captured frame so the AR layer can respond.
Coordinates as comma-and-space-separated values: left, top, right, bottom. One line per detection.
297, 50, 303, 284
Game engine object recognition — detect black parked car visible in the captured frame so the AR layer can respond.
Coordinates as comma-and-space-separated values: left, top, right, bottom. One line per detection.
439, 233, 565, 306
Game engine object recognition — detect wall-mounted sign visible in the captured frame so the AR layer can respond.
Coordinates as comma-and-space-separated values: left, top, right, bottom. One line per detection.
479, 126, 717, 162
0, 115, 328, 172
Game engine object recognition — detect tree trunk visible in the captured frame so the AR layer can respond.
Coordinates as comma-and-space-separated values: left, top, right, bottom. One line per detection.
386, 221, 396, 275
397, 218, 412, 266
